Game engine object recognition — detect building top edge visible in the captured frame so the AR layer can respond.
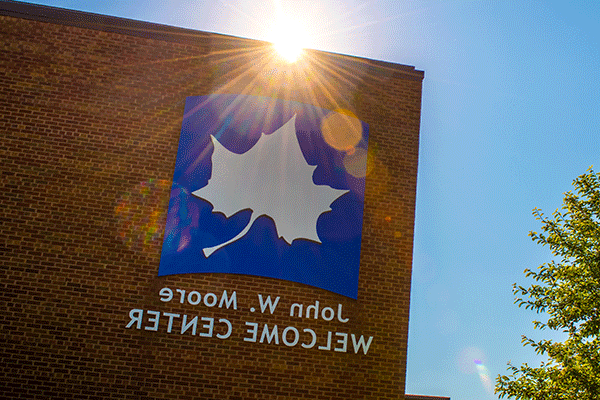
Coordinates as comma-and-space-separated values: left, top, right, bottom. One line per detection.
0, 0, 423, 79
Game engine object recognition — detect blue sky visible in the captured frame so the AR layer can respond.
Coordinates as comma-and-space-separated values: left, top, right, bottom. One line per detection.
22, 1, 600, 399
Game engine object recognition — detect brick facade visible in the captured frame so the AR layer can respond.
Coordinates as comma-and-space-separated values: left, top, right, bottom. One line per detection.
0, 1, 424, 398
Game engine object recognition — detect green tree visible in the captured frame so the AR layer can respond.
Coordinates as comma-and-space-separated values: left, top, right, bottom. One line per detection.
496, 168, 600, 400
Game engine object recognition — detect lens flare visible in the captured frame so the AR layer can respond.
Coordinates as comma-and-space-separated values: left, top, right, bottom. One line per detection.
474, 359, 494, 394
321, 109, 363, 152
458, 346, 485, 374
458, 347, 494, 395
161, 184, 201, 254
343, 146, 373, 178
115, 179, 170, 251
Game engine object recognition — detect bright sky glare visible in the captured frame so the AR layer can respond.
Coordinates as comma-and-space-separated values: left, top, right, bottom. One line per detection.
20, 1, 600, 399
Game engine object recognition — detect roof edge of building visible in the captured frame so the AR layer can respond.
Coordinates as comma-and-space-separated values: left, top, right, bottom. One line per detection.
0, 0, 423, 80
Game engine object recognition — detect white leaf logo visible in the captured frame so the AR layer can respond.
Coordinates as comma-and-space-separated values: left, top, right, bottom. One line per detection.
192, 115, 348, 256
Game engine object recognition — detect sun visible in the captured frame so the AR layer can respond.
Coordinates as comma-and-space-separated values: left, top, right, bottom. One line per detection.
269, 16, 308, 63
273, 38, 303, 63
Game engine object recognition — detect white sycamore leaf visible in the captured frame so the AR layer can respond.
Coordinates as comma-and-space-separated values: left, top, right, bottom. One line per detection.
192, 115, 348, 256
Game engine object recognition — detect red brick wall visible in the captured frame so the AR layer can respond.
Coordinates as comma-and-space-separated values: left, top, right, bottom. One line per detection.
0, 3, 423, 399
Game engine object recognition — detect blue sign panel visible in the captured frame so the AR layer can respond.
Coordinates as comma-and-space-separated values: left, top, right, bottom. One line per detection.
159, 94, 368, 298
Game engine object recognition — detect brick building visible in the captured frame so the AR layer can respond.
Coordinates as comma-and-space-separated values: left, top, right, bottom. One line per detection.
0, 1, 434, 398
